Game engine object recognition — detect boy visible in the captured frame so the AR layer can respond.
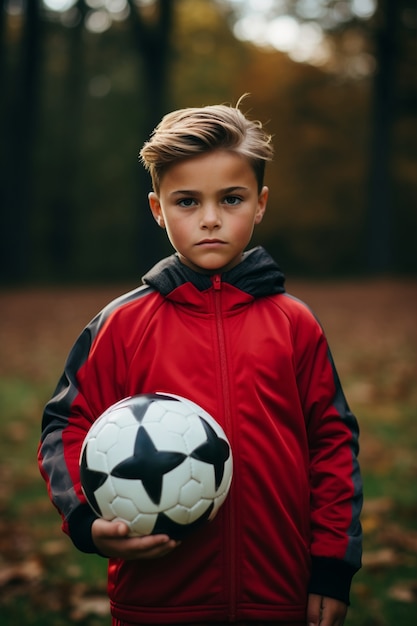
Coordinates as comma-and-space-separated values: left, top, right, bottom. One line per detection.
38, 100, 362, 626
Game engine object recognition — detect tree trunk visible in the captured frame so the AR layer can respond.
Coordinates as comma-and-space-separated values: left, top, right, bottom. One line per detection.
45, 0, 88, 281
128, 0, 175, 273
366, 0, 399, 273
0, 0, 42, 283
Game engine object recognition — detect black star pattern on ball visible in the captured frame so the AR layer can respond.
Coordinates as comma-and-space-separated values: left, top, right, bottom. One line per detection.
80, 446, 108, 516
111, 426, 186, 505
191, 417, 230, 489
152, 502, 214, 540
129, 393, 179, 423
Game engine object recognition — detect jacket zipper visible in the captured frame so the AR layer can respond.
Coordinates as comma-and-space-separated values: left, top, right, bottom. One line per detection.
212, 274, 237, 622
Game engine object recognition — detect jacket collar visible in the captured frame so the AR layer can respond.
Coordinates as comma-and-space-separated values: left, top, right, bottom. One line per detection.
142, 246, 285, 299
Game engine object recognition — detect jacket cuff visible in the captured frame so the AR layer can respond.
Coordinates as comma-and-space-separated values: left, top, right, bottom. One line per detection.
308, 556, 358, 605
67, 504, 102, 555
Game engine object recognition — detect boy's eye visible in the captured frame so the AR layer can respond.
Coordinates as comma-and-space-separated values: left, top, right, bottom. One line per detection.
224, 196, 242, 206
178, 198, 197, 207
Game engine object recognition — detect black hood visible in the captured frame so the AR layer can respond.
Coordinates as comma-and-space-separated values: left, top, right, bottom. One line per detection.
142, 246, 286, 299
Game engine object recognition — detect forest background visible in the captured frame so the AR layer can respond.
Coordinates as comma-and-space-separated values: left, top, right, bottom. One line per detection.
0, 1, 417, 625
1, 0, 416, 284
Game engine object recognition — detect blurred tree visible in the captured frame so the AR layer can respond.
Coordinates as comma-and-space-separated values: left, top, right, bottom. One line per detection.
0, 0, 175, 283
348, 0, 415, 275
0, 0, 5, 84
366, 0, 404, 273
127, 0, 173, 132
0, 0, 42, 283
44, 0, 88, 280
127, 0, 175, 272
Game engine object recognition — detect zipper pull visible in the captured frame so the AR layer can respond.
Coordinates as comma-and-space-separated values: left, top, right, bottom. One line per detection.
212, 274, 221, 290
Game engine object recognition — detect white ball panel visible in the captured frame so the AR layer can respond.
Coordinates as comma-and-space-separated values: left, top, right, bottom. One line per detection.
143, 422, 187, 453
159, 411, 191, 435
166, 498, 212, 524
140, 400, 170, 422
129, 513, 159, 537
159, 459, 192, 510
161, 394, 212, 420
182, 416, 208, 451
105, 425, 137, 468
189, 459, 215, 493
177, 477, 204, 507
111, 477, 160, 514
94, 479, 117, 519
111, 496, 140, 521
158, 399, 195, 418
85, 443, 109, 473
93, 423, 120, 453
108, 406, 140, 428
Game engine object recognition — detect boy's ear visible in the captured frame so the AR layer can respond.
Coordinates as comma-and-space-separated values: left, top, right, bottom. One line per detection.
148, 192, 165, 228
255, 186, 268, 224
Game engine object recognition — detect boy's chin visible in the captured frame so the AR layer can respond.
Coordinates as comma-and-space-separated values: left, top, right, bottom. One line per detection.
178, 254, 243, 275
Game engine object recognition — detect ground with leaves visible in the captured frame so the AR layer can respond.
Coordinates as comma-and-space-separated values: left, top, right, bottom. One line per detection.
0, 279, 416, 625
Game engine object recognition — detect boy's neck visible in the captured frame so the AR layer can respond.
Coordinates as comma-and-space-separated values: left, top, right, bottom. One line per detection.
176, 252, 246, 276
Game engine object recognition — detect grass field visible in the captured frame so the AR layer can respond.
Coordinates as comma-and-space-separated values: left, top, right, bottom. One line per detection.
0, 279, 416, 625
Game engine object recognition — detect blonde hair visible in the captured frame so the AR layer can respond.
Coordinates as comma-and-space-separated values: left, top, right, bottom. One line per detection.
139, 97, 273, 193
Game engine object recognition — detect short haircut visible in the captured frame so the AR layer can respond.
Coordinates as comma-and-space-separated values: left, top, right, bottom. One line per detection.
139, 97, 274, 193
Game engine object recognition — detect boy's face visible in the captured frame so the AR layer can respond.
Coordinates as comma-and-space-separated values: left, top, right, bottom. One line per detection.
148, 150, 268, 274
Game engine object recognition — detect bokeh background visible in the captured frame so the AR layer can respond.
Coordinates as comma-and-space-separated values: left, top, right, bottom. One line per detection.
1, 0, 416, 283
0, 1, 416, 624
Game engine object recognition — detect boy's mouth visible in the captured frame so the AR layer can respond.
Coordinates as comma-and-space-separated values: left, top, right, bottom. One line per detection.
196, 239, 226, 246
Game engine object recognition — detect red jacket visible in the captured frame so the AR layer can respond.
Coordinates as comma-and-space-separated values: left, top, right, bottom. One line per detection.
38, 247, 362, 623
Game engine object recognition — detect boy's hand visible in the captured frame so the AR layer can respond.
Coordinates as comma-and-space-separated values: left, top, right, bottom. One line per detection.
92, 518, 180, 560
307, 593, 347, 626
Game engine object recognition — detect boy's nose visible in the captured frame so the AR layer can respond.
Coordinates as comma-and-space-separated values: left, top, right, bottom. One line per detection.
200, 204, 221, 229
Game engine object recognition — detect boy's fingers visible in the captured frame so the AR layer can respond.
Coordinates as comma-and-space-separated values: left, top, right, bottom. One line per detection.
92, 519, 169, 546
92, 518, 129, 538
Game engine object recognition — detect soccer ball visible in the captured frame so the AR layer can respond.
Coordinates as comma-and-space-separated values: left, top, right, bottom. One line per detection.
79, 393, 233, 540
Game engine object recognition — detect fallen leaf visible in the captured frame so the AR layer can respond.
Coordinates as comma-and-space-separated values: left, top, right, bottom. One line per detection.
378, 523, 417, 554
40, 539, 69, 556
70, 594, 109, 620
0, 557, 43, 587
388, 580, 417, 603
362, 497, 394, 516
362, 548, 402, 569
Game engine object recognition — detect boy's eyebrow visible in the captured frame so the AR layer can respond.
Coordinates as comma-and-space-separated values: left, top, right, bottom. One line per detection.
170, 186, 249, 196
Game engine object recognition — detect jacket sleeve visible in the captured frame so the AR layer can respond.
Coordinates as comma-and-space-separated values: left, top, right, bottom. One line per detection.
294, 303, 363, 605
37, 309, 129, 554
